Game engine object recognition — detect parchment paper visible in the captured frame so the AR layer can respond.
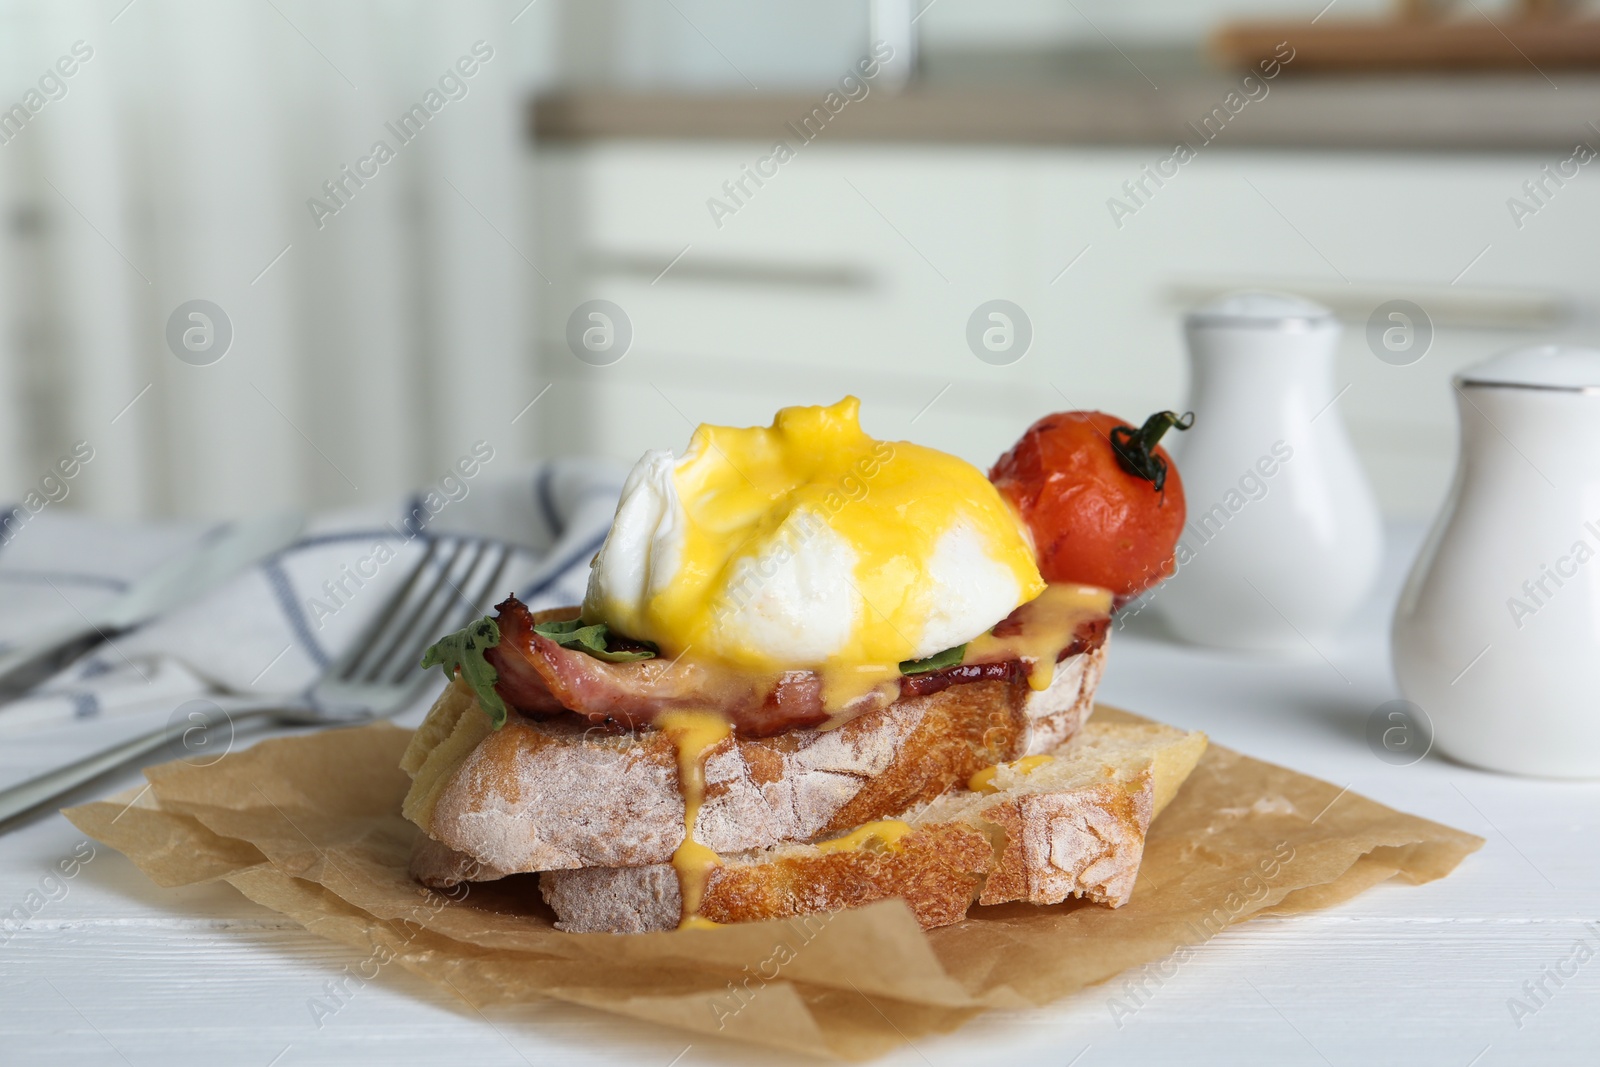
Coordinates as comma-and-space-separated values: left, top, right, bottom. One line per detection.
65, 706, 1483, 1061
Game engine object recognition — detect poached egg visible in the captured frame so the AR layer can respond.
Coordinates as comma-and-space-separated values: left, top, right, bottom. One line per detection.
583, 398, 1044, 696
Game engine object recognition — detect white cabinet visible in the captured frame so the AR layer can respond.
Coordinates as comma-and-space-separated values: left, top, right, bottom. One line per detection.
534, 142, 1595, 518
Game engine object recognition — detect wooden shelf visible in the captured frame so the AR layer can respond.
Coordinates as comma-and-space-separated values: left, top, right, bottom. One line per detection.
1214, 16, 1600, 72
531, 60, 1600, 152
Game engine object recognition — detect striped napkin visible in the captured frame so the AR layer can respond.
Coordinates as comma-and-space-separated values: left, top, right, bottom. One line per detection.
0, 460, 625, 731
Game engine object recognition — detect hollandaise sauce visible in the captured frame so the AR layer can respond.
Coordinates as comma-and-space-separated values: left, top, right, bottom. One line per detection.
816, 664, 901, 719
655, 709, 732, 930
966, 583, 1114, 691
968, 755, 1055, 794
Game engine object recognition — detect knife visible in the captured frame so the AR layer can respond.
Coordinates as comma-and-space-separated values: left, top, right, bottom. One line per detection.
0, 511, 306, 705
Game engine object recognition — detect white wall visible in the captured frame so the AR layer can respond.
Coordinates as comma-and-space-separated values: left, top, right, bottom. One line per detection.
543, 0, 1412, 90
917, 0, 1392, 49
552, 0, 870, 88
544, 0, 1442, 85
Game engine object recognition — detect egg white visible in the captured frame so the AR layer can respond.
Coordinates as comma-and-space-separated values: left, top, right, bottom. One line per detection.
584, 449, 1029, 665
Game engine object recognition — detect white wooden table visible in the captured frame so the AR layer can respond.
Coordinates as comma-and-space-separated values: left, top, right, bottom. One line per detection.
3, 523, 1597, 1066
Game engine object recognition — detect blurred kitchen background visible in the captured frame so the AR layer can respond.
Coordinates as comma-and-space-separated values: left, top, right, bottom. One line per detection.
3, 0, 1598, 523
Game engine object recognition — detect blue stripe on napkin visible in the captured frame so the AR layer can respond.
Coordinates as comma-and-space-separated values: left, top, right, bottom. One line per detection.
536, 466, 564, 539
263, 557, 330, 669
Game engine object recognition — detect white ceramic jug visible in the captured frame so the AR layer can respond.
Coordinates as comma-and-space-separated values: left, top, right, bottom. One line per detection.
1156, 292, 1384, 651
1393, 345, 1600, 778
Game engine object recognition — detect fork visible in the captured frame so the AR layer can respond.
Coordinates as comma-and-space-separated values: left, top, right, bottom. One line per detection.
0, 535, 511, 829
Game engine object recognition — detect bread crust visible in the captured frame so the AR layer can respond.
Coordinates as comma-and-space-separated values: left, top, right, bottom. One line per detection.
975, 772, 1152, 907
703, 823, 994, 929
529, 720, 1206, 933
406, 640, 1106, 873
537, 864, 681, 934
408, 833, 513, 887
538, 824, 995, 933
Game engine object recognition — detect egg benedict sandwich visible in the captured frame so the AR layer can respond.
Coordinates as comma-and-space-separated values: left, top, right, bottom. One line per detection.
401, 398, 1203, 932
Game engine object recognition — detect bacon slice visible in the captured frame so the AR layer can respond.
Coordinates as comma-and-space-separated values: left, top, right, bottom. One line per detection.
483, 595, 1107, 738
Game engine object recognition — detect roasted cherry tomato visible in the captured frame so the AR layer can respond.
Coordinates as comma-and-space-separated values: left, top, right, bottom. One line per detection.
990, 410, 1192, 600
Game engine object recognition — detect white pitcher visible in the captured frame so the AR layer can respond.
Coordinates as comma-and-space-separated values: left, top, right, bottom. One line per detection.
1393, 345, 1600, 778
1156, 292, 1384, 651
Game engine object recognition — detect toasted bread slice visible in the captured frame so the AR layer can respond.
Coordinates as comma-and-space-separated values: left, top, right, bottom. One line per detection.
535, 720, 1207, 932
539, 823, 997, 932
400, 640, 1106, 873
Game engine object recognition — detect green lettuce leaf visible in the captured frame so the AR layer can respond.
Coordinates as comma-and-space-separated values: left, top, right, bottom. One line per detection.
531, 617, 658, 663
420, 616, 509, 728
899, 643, 966, 675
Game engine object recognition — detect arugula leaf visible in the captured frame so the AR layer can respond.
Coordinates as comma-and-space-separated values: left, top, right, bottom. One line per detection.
532, 617, 658, 663
899, 643, 966, 675
420, 616, 509, 728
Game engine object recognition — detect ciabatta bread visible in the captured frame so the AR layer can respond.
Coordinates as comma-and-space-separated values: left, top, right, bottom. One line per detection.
400, 640, 1106, 873
536, 720, 1207, 932
539, 823, 996, 933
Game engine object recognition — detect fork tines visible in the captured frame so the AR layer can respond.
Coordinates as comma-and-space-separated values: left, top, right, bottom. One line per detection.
340, 536, 512, 686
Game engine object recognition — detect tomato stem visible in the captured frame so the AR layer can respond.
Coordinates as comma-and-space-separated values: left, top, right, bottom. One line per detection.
1109, 410, 1194, 493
